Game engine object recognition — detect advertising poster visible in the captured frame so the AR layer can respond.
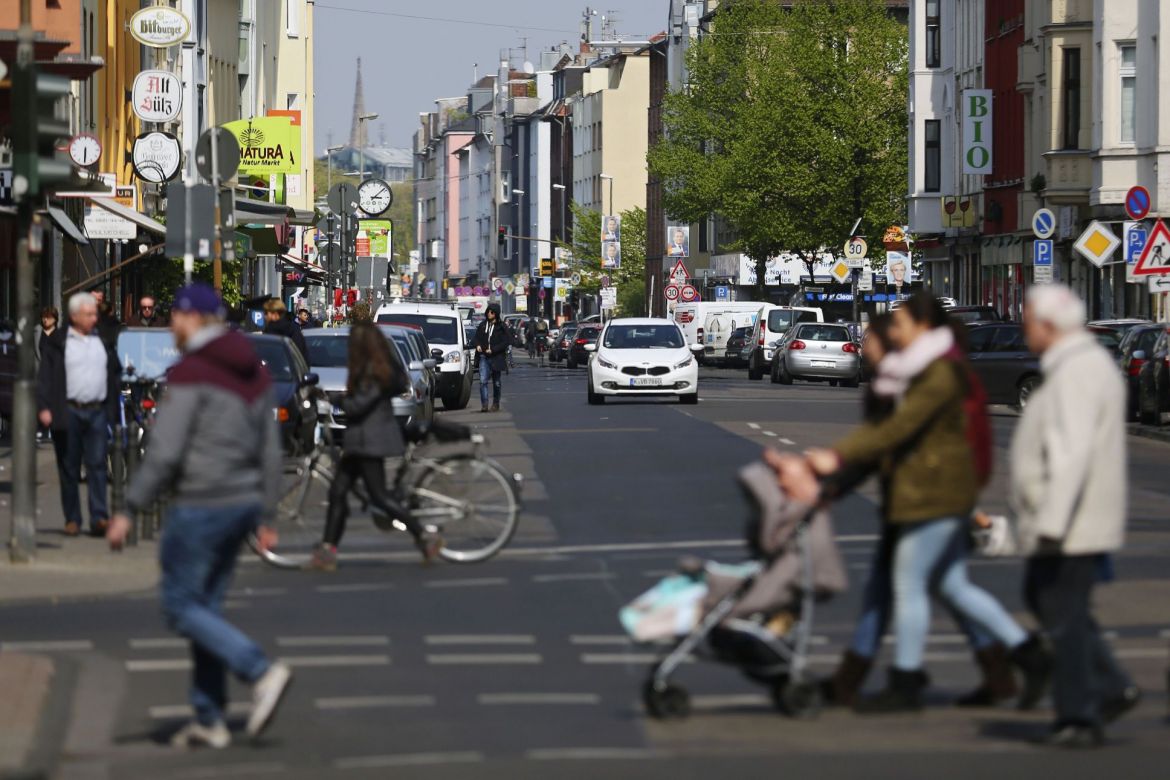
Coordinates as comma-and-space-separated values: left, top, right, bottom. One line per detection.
357, 219, 392, 258
667, 225, 690, 258
602, 214, 621, 242
602, 241, 621, 269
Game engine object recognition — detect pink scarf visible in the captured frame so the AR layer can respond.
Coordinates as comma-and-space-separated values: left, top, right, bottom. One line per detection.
871, 326, 955, 401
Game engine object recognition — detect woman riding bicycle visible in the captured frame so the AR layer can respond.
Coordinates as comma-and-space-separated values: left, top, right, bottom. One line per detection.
311, 323, 443, 570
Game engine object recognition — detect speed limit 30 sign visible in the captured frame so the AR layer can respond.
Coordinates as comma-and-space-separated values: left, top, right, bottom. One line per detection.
843, 237, 868, 269
664, 284, 681, 301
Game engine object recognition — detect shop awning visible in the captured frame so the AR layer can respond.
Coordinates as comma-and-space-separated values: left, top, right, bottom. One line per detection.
88, 197, 166, 237
282, 254, 327, 284
46, 205, 89, 246
235, 197, 291, 227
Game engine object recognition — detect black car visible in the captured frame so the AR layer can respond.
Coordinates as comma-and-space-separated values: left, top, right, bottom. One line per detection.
248, 333, 319, 455
965, 324, 1041, 408
1116, 324, 1163, 419
948, 305, 1003, 326
567, 324, 603, 369
723, 326, 752, 367
1136, 324, 1170, 426
550, 326, 578, 364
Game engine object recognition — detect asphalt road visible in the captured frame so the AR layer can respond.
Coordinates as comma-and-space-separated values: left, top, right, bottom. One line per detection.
3, 359, 1170, 779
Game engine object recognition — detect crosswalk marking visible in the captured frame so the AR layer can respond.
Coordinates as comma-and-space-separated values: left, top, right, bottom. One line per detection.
1, 640, 93, 652
316, 695, 435, 710
334, 752, 484, 769
527, 747, 669, 761
149, 702, 252, 719
478, 693, 600, 705
276, 636, 390, 648
425, 634, 535, 645
532, 572, 616, 583
424, 577, 509, 589
129, 638, 186, 650
127, 654, 391, 672
425, 653, 542, 665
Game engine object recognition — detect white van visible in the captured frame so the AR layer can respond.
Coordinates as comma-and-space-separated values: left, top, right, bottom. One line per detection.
746, 305, 824, 380
673, 301, 767, 364
375, 301, 473, 409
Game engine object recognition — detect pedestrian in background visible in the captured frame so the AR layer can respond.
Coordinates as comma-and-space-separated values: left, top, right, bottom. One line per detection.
107, 283, 292, 749
36, 292, 121, 537
88, 287, 121, 350
1010, 284, 1137, 748
128, 294, 169, 328
474, 303, 509, 412
33, 307, 59, 443
261, 298, 308, 362
296, 308, 314, 329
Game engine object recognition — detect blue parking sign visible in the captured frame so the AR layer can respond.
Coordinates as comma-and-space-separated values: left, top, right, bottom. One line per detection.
715, 286, 729, 301
1124, 222, 1148, 262
1033, 239, 1053, 266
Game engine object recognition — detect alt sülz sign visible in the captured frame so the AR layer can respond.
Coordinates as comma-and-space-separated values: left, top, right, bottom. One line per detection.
222, 117, 300, 175
131, 70, 182, 123
129, 6, 191, 48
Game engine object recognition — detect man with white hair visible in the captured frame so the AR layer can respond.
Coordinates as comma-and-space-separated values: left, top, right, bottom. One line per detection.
1011, 283, 1136, 747
36, 292, 121, 537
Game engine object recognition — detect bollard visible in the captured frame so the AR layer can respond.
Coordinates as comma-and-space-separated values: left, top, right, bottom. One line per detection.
125, 422, 140, 546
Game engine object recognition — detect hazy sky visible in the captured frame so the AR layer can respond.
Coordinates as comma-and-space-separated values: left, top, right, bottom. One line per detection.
312, 1, 665, 154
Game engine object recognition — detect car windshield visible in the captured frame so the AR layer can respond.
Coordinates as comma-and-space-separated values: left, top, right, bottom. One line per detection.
377, 313, 458, 345
796, 324, 851, 342
117, 330, 181, 380
304, 335, 349, 368
391, 334, 419, 363
603, 324, 685, 349
252, 340, 296, 381
767, 309, 817, 333
1089, 328, 1121, 352
950, 308, 997, 324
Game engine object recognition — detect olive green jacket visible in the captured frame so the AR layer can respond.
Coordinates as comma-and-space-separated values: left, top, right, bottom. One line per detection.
832, 359, 976, 524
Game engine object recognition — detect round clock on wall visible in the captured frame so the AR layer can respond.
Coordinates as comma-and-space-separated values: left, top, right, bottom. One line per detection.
68, 133, 102, 168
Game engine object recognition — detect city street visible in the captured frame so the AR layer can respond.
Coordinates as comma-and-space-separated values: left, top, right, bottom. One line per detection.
2, 359, 1169, 779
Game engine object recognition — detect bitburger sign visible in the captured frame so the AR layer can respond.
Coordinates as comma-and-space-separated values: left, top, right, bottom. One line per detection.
129, 6, 191, 48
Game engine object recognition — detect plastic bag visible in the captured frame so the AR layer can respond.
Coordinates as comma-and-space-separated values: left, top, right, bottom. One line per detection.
619, 574, 709, 643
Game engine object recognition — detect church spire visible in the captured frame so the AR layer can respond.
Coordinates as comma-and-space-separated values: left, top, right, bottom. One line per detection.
348, 57, 367, 148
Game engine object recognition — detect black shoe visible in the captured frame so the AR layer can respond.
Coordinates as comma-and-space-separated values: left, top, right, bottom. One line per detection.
1100, 686, 1141, 724
1037, 723, 1104, 749
490, 402, 500, 412
480, 405, 490, 413
956, 643, 1018, 707
821, 650, 873, 708
1010, 634, 1052, 710
854, 668, 929, 715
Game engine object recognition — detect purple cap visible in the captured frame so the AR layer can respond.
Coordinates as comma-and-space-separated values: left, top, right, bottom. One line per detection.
173, 283, 225, 317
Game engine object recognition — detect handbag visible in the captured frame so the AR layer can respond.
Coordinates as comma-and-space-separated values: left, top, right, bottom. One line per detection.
971, 514, 1019, 557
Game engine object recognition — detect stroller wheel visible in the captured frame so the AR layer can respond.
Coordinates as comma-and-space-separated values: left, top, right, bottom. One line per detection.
773, 678, 822, 720
642, 680, 691, 721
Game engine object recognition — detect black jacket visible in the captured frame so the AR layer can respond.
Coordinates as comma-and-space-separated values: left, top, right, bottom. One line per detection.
36, 327, 122, 430
341, 377, 408, 458
263, 316, 309, 363
474, 317, 511, 372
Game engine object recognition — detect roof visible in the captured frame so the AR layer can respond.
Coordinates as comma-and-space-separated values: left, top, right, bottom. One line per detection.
604, 317, 678, 326
361, 146, 414, 167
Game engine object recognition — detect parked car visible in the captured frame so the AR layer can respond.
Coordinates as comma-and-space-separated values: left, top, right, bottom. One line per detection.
376, 301, 472, 410
1116, 323, 1165, 419
965, 323, 1041, 408
1136, 324, 1170, 426
550, 326, 578, 364
247, 333, 319, 455
567, 324, 603, 369
746, 305, 823, 380
383, 324, 438, 424
947, 305, 1003, 326
585, 318, 701, 405
1088, 318, 1150, 359
723, 326, 753, 367
769, 322, 860, 387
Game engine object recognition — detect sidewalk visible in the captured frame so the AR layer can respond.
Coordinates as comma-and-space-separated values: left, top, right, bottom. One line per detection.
0, 443, 158, 605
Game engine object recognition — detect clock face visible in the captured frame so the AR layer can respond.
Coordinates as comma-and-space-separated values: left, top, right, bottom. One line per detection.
358, 179, 392, 216
69, 134, 102, 167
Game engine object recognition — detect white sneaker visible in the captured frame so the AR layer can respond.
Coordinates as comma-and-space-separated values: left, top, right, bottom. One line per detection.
246, 662, 292, 739
170, 720, 231, 750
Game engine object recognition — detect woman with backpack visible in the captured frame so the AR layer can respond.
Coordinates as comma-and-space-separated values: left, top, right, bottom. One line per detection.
800, 294, 1050, 714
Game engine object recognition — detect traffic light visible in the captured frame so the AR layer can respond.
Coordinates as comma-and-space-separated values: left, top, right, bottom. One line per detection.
497, 226, 508, 246
12, 67, 74, 199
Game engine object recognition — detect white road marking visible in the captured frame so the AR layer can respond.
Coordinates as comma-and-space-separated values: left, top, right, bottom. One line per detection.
780, 438, 796, 445
478, 693, 600, 705
127, 655, 391, 672
570, 635, 634, 646
335, 752, 485, 770
129, 638, 186, 650
226, 587, 287, 597
641, 570, 674, 578
762, 431, 778, 438
527, 748, 669, 761
747, 423, 761, 430
127, 659, 192, 672
424, 577, 509, 588
172, 762, 285, 779
581, 653, 693, 665
691, 694, 771, 709
149, 702, 252, 719
426, 653, 543, 665
276, 636, 390, 648
532, 572, 617, 583
316, 695, 435, 710
0, 640, 93, 652
1115, 648, 1169, 660
316, 583, 395, 594
425, 634, 535, 646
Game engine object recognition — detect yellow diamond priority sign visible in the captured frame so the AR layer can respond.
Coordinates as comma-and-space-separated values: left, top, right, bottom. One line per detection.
830, 259, 851, 283
1073, 221, 1121, 268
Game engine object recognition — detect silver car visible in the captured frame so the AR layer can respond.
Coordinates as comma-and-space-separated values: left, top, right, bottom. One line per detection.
770, 323, 861, 387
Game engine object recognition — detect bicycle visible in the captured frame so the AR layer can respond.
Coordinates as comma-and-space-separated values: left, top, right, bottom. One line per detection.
250, 414, 522, 568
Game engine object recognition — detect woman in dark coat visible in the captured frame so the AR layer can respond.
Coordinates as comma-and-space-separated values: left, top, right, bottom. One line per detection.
312, 323, 442, 570
474, 303, 510, 412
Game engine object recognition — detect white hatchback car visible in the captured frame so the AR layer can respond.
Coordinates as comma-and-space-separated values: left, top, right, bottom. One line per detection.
585, 318, 702, 405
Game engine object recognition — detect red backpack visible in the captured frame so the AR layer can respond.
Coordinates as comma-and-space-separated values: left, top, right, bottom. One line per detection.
948, 355, 994, 488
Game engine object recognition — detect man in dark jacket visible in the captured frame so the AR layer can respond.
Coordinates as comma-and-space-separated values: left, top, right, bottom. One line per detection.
474, 303, 510, 412
261, 299, 308, 362
36, 292, 122, 536
88, 287, 122, 350
107, 283, 291, 749
127, 295, 169, 328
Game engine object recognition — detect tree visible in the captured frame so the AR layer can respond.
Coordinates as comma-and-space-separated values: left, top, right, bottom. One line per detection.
647, 0, 908, 294
564, 202, 647, 317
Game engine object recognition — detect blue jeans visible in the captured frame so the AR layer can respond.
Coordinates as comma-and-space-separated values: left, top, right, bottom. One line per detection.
59, 406, 110, 529
479, 356, 501, 406
892, 516, 1026, 670
160, 504, 270, 726
849, 524, 994, 658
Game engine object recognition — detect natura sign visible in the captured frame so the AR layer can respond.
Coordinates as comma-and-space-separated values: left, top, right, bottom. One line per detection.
129, 6, 191, 48
962, 89, 993, 175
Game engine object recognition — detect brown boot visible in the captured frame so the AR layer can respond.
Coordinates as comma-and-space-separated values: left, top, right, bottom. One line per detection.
820, 650, 873, 707
956, 643, 1018, 707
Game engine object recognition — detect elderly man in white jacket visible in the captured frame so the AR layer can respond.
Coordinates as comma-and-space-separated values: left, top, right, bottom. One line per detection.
1010, 284, 1137, 748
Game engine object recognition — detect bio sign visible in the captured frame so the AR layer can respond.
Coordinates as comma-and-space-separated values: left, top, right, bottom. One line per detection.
131, 70, 182, 123
129, 6, 191, 48
962, 90, 993, 175
222, 117, 300, 175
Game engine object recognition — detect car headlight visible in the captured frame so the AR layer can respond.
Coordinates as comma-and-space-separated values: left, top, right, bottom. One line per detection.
673, 356, 693, 370
598, 355, 618, 370
445, 350, 462, 364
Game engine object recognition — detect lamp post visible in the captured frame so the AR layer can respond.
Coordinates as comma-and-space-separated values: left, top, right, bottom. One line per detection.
357, 112, 378, 182
552, 183, 567, 243
325, 144, 343, 192
599, 173, 614, 218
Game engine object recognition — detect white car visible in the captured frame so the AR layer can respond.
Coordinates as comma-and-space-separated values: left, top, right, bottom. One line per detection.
584, 318, 702, 405
375, 301, 473, 410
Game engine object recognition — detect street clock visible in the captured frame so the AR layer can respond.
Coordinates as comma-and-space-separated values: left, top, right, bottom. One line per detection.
68, 134, 102, 168
357, 178, 393, 217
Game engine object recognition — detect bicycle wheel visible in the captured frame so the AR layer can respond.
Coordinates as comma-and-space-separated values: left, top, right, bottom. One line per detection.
408, 454, 520, 563
250, 453, 334, 568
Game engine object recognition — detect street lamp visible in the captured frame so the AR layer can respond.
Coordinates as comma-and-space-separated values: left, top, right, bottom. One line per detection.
325, 144, 343, 192
552, 183, 567, 243
357, 112, 378, 181
599, 173, 614, 217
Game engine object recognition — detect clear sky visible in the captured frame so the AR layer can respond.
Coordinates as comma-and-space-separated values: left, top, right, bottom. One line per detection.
312, 1, 666, 154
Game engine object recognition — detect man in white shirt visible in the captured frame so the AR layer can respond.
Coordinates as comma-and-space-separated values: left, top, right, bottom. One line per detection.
37, 292, 120, 537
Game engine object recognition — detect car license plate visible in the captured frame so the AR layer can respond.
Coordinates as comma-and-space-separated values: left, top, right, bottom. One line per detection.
811, 360, 835, 368
631, 377, 662, 387
332, 405, 343, 416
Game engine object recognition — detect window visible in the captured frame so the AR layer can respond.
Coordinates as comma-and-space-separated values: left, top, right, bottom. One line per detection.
925, 0, 941, 68
1119, 44, 1136, 144
286, 93, 300, 111
1062, 48, 1081, 149
924, 120, 941, 192
285, 0, 300, 37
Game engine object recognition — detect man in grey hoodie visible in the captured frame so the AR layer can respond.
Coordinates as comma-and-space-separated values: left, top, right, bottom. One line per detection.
107, 283, 291, 749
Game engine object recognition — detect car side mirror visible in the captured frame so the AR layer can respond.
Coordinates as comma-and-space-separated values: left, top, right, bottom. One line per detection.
408, 360, 424, 371
423, 359, 437, 370
584, 343, 597, 353
689, 343, 704, 353
1132, 350, 1146, 361
430, 348, 444, 360
302, 372, 319, 387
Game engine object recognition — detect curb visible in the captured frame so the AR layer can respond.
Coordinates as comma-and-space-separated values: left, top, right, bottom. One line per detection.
1128, 423, 1170, 444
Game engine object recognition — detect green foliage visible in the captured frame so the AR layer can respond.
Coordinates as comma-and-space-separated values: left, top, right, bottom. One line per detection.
563, 202, 647, 317
647, 0, 908, 293
142, 258, 244, 310
388, 182, 415, 266
312, 158, 360, 199
348, 301, 373, 323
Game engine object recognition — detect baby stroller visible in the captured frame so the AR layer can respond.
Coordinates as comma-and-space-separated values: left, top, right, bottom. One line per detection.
620, 462, 848, 720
